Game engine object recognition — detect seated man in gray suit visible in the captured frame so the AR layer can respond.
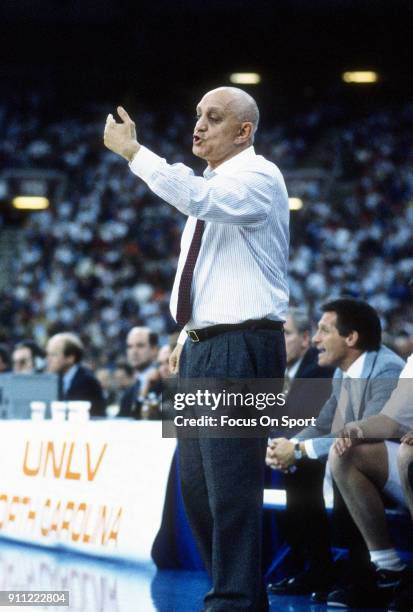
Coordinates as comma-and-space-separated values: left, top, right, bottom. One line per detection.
266, 298, 404, 597
327, 350, 413, 610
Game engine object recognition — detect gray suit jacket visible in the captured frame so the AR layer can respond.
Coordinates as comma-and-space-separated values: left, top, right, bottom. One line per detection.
296, 346, 405, 458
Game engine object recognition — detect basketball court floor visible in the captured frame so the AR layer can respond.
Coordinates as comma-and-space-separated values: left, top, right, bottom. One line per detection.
0, 539, 383, 612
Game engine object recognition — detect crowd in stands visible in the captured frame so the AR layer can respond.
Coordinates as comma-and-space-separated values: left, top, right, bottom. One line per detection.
289, 104, 413, 343
1, 94, 412, 368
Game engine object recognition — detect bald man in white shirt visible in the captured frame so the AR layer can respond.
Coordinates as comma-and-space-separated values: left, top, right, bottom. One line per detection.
104, 86, 289, 611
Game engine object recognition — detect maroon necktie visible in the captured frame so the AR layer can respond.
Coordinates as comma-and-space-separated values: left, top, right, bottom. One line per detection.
176, 219, 205, 326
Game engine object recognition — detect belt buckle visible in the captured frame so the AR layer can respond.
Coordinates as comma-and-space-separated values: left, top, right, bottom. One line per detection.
188, 330, 200, 343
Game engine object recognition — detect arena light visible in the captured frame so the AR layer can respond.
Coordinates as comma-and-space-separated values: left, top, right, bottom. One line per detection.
12, 196, 49, 210
289, 198, 303, 211
229, 72, 261, 85
342, 71, 379, 84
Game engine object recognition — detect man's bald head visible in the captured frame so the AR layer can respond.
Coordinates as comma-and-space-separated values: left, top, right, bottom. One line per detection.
203, 87, 259, 141
193, 87, 260, 168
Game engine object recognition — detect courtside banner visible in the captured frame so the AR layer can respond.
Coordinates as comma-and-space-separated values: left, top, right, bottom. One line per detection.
0, 421, 176, 562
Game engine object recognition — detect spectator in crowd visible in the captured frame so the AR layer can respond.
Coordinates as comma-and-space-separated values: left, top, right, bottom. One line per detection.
118, 326, 158, 417
2, 98, 413, 368
141, 344, 172, 398
12, 340, 45, 374
0, 344, 11, 372
137, 344, 173, 420
392, 329, 413, 361
266, 298, 404, 597
96, 367, 117, 406
46, 332, 106, 417
158, 344, 172, 379
113, 361, 135, 402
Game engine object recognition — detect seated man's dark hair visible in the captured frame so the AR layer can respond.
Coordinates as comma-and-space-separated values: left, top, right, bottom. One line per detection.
321, 298, 381, 352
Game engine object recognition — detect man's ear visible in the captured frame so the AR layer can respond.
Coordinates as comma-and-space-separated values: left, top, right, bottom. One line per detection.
346, 330, 359, 349
234, 122, 253, 144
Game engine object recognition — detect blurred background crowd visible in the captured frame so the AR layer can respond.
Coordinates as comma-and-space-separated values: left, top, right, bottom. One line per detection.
0, 0, 412, 417
0, 94, 412, 370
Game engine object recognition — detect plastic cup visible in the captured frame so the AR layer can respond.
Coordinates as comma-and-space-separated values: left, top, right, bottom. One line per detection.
51, 401, 67, 422
30, 401, 46, 421
67, 401, 91, 423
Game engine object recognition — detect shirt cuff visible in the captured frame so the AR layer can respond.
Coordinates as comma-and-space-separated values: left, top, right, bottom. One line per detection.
303, 439, 318, 459
129, 145, 163, 183
177, 329, 187, 346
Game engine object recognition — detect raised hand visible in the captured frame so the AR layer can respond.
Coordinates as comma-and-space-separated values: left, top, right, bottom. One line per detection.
103, 106, 140, 161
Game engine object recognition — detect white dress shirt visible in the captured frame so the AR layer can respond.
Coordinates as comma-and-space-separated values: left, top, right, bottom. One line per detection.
285, 356, 304, 381
62, 364, 80, 395
130, 145, 289, 333
134, 363, 156, 395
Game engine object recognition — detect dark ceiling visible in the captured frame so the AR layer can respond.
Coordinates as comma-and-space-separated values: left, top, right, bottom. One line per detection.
1, 1, 411, 111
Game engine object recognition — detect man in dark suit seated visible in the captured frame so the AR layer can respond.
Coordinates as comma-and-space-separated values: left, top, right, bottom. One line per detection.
266, 299, 405, 598
46, 332, 106, 417
279, 308, 334, 436
264, 308, 333, 583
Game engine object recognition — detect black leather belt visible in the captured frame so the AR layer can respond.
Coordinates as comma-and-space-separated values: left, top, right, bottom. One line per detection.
186, 319, 284, 342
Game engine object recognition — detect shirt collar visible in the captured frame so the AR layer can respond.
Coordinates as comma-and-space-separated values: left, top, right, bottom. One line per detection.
134, 363, 154, 384
63, 364, 80, 392
343, 352, 367, 379
203, 146, 256, 178
286, 356, 304, 380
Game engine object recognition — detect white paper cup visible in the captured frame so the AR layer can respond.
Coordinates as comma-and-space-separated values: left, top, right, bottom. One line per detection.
51, 401, 67, 422
67, 401, 91, 423
106, 403, 120, 418
30, 401, 46, 421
